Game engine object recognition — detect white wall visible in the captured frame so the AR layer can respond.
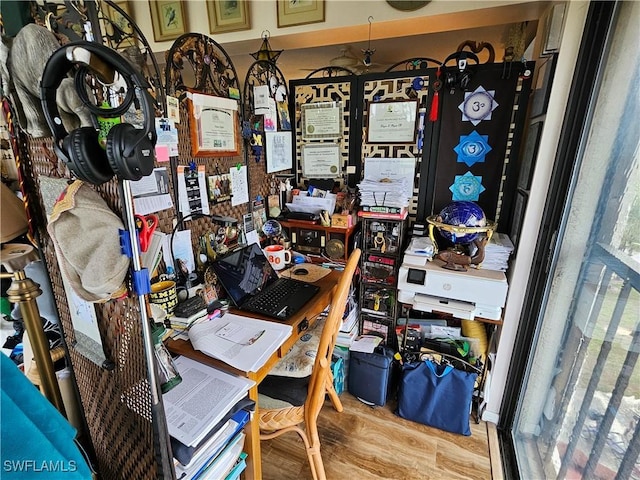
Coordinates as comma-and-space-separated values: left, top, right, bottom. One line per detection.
129, 0, 537, 54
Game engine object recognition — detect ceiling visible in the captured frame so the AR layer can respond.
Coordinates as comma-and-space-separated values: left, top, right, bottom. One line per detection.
154, 2, 544, 85
231, 24, 523, 80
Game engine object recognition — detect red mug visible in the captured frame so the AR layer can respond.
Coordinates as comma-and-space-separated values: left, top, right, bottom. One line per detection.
263, 245, 291, 271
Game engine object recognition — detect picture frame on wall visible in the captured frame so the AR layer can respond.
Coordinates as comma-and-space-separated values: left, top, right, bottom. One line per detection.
277, 0, 325, 28
301, 101, 342, 140
367, 100, 418, 143
103, 1, 136, 48
149, 1, 188, 42
187, 93, 240, 158
207, 1, 251, 34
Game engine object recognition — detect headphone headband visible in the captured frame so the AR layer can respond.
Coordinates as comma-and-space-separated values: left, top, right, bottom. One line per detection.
41, 41, 155, 148
442, 51, 480, 71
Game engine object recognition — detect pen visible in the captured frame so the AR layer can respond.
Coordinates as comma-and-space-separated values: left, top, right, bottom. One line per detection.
246, 330, 265, 345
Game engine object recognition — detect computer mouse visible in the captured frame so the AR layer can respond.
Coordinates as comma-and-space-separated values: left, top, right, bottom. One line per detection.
293, 268, 309, 276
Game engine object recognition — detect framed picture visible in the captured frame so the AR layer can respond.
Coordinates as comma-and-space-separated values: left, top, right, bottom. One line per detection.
277, 0, 325, 28
300, 101, 342, 140
265, 131, 293, 174
149, 1, 188, 42
104, 1, 136, 47
187, 92, 240, 157
367, 100, 418, 143
207, 1, 251, 34
302, 143, 341, 178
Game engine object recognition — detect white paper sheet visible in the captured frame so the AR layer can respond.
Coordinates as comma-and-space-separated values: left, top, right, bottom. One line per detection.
189, 313, 292, 373
230, 165, 249, 206
163, 356, 254, 447
266, 131, 292, 173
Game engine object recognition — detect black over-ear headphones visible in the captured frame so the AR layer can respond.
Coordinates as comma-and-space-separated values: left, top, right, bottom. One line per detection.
40, 41, 157, 185
442, 51, 480, 93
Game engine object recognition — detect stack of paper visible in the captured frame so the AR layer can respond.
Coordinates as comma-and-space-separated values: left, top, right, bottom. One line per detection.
285, 193, 337, 215
349, 334, 383, 354
141, 230, 165, 276
357, 178, 411, 211
482, 232, 515, 272
164, 356, 254, 449
406, 237, 435, 257
177, 431, 246, 480
337, 306, 359, 348
173, 409, 250, 480
189, 313, 292, 372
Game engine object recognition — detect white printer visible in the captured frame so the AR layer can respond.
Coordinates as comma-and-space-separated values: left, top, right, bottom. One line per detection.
397, 256, 508, 321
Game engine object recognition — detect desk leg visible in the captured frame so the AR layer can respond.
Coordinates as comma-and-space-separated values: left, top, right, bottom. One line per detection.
244, 384, 262, 480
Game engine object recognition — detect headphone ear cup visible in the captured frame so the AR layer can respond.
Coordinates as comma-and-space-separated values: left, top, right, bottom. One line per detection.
106, 123, 155, 181
459, 70, 473, 91
444, 69, 457, 91
64, 127, 113, 185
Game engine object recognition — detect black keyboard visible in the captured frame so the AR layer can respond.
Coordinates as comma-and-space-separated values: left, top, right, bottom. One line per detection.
245, 278, 310, 317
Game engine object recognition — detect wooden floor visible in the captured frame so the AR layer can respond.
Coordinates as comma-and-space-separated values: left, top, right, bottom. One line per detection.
261, 392, 493, 479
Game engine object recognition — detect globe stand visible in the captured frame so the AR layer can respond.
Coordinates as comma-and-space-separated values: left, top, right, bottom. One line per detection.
426, 215, 496, 271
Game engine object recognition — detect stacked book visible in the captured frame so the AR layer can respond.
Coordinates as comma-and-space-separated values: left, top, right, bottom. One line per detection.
336, 290, 359, 349
337, 305, 359, 349
168, 308, 211, 341
357, 178, 411, 217
482, 232, 515, 272
166, 356, 255, 480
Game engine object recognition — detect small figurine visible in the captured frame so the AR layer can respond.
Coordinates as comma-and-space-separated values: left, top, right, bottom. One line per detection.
436, 237, 488, 271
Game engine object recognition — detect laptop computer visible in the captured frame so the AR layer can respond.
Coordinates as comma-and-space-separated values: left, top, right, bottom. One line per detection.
211, 243, 320, 320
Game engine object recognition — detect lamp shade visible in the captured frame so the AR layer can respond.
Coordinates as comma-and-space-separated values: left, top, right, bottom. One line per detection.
0, 183, 28, 243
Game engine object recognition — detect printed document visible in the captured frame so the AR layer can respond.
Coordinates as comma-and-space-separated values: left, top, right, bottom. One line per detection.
163, 356, 254, 447
189, 313, 292, 372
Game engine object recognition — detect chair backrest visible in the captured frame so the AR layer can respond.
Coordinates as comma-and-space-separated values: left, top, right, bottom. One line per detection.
305, 248, 361, 419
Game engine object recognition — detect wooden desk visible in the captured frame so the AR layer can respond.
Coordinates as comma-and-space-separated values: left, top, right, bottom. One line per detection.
166, 269, 341, 480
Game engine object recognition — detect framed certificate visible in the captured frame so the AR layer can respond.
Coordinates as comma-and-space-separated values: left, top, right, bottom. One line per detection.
188, 92, 240, 157
302, 143, 341, 178
367, 100, 418, 143
301, 101, 342, 140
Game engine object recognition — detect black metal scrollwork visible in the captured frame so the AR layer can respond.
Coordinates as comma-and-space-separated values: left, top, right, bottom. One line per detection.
165, 33, 240, 101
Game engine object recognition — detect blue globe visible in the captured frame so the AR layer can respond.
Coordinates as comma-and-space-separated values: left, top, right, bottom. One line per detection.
437, 201, 487, 244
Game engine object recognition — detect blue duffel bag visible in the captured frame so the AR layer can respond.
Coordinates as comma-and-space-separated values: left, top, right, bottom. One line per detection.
396, 359, 477, 436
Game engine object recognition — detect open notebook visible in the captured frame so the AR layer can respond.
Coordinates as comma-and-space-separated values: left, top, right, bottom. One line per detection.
211, 243, 319, 320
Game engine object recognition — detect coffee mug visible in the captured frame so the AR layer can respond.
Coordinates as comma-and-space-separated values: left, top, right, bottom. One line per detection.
263, 245, 291, 271
149, 280, 178, 314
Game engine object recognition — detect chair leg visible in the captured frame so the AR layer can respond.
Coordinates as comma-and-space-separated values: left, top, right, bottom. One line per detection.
305, 425, 326, 480
308, 449, 327, 480
326, 371, 343, 412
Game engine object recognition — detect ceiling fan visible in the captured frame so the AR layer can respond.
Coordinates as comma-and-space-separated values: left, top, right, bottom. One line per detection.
300, 45, 385, 75
300, 17, 386, 75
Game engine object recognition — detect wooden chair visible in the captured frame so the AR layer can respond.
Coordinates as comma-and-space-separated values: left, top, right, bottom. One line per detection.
258, 248, 361, 480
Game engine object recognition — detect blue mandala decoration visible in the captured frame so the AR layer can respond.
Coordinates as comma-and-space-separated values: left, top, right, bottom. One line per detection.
458, 86, 498, 126
449, 171, 486, 201
453, 130, 492, 167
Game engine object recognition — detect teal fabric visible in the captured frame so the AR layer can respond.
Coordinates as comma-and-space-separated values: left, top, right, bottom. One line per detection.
0, 353, 92, 478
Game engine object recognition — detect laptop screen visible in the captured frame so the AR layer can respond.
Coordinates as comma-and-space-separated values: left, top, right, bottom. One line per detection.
211, 243, 279, 307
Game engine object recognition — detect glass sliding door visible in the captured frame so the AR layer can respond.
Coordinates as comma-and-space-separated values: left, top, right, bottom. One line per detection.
504, 2, 639, 479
